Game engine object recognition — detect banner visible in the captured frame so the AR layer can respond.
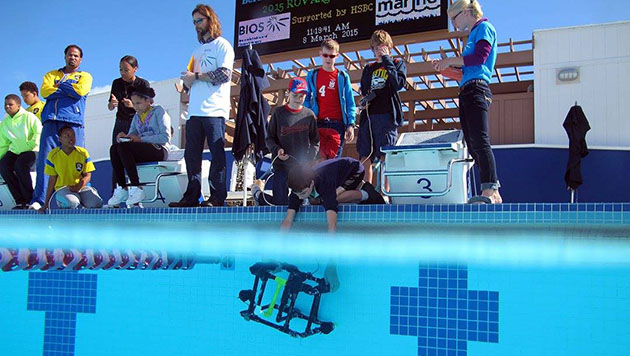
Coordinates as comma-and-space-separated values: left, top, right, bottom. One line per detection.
234, 0, 448, 58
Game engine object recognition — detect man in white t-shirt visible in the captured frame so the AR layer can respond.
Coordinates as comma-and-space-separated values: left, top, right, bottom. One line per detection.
170, 4, 235, 208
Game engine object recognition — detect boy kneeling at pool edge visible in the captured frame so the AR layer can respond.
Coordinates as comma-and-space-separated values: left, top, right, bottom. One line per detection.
281, 157, 384, 233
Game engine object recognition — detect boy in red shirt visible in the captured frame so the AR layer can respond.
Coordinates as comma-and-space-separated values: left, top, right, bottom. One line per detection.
304, 40, 357, 159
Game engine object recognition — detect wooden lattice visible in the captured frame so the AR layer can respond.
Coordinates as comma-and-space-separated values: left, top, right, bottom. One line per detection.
226, 29, 534, 144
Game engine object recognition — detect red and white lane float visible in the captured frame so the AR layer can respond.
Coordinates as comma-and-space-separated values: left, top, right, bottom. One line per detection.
0, 248, 198, 272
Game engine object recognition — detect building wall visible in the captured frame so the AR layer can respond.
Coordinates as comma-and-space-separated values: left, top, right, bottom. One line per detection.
84, 78, 183, 160
534, 21, 630, 147
489, 92, 534, 145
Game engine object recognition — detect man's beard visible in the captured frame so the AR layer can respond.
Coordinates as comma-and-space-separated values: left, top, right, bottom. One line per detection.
197, 28, 209, 42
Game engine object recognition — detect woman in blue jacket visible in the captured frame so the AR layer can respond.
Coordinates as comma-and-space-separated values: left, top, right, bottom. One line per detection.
433, 0, 502, 204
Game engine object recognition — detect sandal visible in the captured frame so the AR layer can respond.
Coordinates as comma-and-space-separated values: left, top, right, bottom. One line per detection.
467, 195, 494, 204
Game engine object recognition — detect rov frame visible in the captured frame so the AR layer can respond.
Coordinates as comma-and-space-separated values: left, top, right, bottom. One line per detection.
239, 262, 334, 338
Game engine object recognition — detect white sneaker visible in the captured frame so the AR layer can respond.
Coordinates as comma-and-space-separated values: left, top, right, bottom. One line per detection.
126, 186, 145, 206
108, 186, 128, 207
28, 202, 42, 210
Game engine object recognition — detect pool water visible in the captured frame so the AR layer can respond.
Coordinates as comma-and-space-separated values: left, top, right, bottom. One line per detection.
0, 204, 629, 356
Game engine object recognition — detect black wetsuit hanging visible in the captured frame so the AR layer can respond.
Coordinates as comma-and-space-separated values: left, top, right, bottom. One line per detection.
563, 105, 591, 190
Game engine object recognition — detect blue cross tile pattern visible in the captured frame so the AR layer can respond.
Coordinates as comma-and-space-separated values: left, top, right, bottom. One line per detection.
390, 264, 499, 356
27, 272, 97, 356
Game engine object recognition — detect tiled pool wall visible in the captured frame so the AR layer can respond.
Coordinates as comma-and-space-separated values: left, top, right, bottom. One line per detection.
1, 203, 629, 225
3, 259, 630, 356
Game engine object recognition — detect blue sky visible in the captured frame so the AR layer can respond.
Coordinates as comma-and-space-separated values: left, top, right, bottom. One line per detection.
0, 0, 627, 100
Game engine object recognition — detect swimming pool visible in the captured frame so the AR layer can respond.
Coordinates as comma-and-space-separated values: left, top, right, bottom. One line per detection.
0, 203, 629, 356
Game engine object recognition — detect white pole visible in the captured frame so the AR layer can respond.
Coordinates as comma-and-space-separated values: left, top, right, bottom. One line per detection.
243, 155, 249, 207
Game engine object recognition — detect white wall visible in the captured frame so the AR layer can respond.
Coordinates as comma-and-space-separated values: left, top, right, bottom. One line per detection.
534, 21, 630, 147
84, 78, 183, 160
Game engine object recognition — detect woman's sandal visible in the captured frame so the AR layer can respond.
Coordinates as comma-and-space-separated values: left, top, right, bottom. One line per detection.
467, 195, 494, 204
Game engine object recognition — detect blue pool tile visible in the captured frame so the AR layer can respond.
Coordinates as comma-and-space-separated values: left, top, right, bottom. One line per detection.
489, 291, 499, 302
488, 333, 499, 343
478, 333, 488, 342
488, 322, 499, 332
6, 202, 625, 227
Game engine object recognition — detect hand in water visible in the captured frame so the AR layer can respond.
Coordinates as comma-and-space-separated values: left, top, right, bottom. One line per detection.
324, 262, 340, 293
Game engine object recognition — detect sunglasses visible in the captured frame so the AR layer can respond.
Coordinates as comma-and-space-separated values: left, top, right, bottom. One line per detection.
193, 17, 207, 25
321, 53, 338, 59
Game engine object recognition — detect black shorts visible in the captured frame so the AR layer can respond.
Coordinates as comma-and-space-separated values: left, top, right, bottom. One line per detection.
341, 166, 365, 191
356, 112, 398, 161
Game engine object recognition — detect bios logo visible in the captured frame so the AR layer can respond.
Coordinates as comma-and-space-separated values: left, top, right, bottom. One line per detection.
238, 13, 291, 47
375, 0, 441, 25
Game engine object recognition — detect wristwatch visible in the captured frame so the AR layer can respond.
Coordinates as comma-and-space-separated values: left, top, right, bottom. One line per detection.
195, 72, 199, 80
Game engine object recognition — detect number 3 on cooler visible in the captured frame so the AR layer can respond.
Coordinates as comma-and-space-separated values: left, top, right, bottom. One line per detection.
417, 178, 432, 199
319, 85, 326, 97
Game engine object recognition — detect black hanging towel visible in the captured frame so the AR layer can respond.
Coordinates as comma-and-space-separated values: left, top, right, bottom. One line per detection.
233, 48, 270, 163
562, 104, 591, 191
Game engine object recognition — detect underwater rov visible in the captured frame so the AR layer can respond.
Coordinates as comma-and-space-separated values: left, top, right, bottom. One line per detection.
238, 262, 334, 338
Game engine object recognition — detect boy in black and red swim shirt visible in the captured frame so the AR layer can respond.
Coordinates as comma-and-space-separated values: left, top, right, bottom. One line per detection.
260, 77, 320, 205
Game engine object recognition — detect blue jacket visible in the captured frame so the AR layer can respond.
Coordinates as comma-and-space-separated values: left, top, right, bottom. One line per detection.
40, 68, 93, 125
128, 105, 171, 149
304, 68, 356, 128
